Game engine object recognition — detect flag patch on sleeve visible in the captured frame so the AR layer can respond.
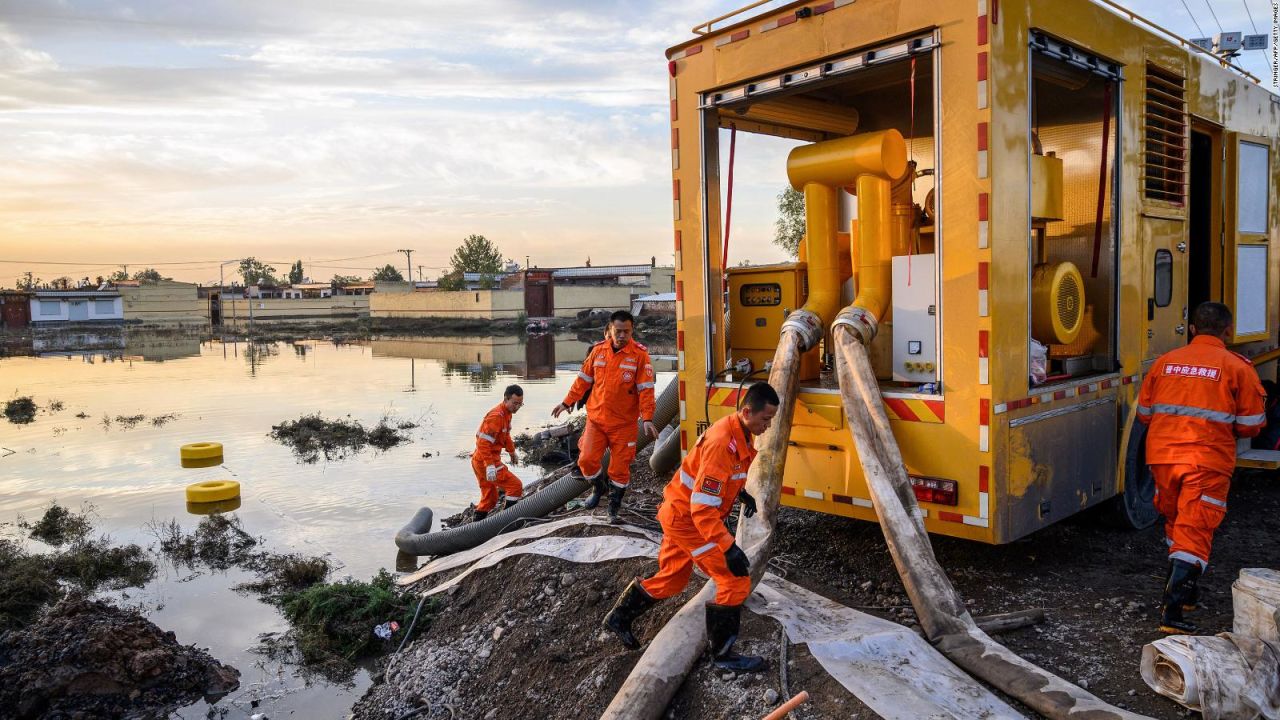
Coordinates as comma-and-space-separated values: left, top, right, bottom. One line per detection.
702, 478, 722, 495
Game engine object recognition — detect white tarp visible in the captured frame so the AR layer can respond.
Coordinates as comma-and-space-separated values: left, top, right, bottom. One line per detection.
420, 534, 660, 597
397, 515, 660, 587
1142, 634, 1280, 720
747, 576, 1025, 720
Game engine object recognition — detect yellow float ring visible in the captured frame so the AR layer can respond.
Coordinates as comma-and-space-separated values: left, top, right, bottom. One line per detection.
186, 480, 240, 504
181, 456, 222, 469
180, 442, 224, 461
186, 497, 242, 515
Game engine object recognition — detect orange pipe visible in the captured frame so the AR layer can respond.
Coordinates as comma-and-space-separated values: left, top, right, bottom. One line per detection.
761, 690, 810, 720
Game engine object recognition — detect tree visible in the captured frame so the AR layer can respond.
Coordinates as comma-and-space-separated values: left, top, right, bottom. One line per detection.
773, 187, 805, 259
330, 274, 362, 285
131, 268, 168, 282
288, 260, 304, 284
437, 270, 465, 291
448, 234, 504, 275
16, 274, 39, 290
50, 277, 71, 290
238, 257, 278, 286
108, 269, 129, 282
371, 264, 404, 282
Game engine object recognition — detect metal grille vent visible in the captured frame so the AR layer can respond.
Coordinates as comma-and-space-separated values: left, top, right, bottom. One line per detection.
1057, 272, 1081, 330
1143, 64, 1187, 204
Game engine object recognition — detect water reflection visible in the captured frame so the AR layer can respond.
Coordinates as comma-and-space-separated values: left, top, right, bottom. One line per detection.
0, 329, 674, 719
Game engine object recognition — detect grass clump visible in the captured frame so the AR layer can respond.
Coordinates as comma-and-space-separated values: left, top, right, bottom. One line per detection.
155, 514, 258, 571
21, 504, 93, 547
4, 397, 37, 424
280, 570, 428, 664
235, 553, 332, 598
269, 414, 411, 462
0, 505, 155, 632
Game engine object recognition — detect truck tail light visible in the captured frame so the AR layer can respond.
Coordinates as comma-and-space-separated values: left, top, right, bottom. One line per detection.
909, 475, 958, 506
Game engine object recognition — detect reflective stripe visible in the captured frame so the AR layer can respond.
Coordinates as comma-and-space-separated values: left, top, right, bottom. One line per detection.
636, 382, 655, 390
626, 441, 636, 447
610, 479, 627, 489
1165, 536, 1174, 547
1236, 412, 1266, 427
730, 473, 747, 480
1148, 403, 1237, 424
577, 371, 595, 383
507, 494, 523, 500
681, 469, 696, 489
691, 492, 722, 507
1199, 494, 1227, 508
594, 361, 607, 367
691, 542, 718, 557
1170, 550, 1208, 569
476, 432, 496, 442
621, 364, 637, 371
1136, 404, 1153, 417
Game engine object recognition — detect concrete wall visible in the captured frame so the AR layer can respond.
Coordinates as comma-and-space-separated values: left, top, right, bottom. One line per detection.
221, 295, 370, 325
552, 286, 633, 317
118, 281, 207, 326
371, 290, 524, 320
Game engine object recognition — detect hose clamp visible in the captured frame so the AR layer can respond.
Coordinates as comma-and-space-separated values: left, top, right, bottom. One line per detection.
780, 309, 823, 352
832, 306, 878, 345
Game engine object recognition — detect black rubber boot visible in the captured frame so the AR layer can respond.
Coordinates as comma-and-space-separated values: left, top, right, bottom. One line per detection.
705, 603, 765, 673
503, 497, 520, 511
603, 579, 657, 650
1159, 559, 1202, 634
472, 509, 489, 523
607, 486, 626, 524
582, 472, 607, 509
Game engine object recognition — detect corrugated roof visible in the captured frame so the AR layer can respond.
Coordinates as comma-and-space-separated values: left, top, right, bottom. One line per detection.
552, 265, 652, 279
635, 293, 676, 302
32, 290, 121, 298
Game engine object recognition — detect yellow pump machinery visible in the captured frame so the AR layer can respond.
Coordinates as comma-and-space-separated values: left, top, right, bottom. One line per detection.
668, 0, 1280, 542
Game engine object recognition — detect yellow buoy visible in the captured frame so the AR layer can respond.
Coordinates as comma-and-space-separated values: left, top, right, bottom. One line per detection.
186, 497, 242, 515
181, 456, 222, 469
186, 480, 240, 504
180, 442, 224, 461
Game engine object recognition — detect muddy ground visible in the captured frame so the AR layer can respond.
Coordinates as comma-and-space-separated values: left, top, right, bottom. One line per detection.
353, 441, 1278, 719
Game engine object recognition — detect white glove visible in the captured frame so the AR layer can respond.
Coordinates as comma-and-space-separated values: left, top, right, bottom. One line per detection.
485, 465, 498, 482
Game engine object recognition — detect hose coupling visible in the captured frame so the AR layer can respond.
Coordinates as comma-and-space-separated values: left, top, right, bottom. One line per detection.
780, 309, 823, 352
832, 306, 878, 346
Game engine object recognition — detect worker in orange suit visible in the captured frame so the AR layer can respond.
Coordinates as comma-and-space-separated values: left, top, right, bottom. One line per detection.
471, 384, 525, 522
602, 382, 779, 673
552, 310, 658, 522
1136, 302, 1265, 634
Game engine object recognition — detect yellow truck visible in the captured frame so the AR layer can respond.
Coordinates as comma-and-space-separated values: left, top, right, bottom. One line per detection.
666, 0, 1280, 542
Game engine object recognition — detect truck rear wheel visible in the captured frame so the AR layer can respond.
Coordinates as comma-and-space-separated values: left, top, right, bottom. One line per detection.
1109, 412, 1159, 529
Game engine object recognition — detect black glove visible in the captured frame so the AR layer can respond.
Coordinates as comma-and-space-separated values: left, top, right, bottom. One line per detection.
724, 543, 750, 577
738, 490, 757, 518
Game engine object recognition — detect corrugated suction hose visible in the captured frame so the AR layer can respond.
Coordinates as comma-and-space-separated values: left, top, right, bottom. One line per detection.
395, 379, 679, 558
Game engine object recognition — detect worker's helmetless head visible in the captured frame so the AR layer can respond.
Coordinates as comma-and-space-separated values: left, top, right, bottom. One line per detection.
738, 382, 781, 436
1190, 302, 1232, 340
503, 384, 524, 413
608, 310, 635, 349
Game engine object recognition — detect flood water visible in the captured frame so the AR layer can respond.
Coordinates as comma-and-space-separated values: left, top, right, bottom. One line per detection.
0, 329, 674, 718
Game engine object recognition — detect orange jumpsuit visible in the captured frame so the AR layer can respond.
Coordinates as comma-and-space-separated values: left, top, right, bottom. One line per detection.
1137, 334, 1265, 569
471, 403, 523, 513
641, 414, 756, 606
562, 339, 656, 489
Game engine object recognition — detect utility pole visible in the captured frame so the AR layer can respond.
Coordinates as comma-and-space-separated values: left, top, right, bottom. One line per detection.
417, 265, 424, 281
398, 249, 413, 282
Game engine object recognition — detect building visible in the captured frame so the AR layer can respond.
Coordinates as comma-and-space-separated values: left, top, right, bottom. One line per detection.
282, 283, 334, 299
115, 280, 207, 326
550, 264, 675, 296
0, 291, 32, 329
29, 289, 123, 324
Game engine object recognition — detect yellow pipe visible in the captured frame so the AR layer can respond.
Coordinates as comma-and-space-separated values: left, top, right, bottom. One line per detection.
787, 130, 908, 191
853, 175, 893, 323
799, 182, 842, 327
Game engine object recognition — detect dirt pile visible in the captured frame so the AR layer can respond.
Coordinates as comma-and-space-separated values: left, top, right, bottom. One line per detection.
269, 413, 414, 462
0, 598, 240, 720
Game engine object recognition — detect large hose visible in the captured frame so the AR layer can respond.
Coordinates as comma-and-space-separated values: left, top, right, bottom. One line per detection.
648, 422, 681, 476
830, 324, 1149, 720
394, 379, 679, 558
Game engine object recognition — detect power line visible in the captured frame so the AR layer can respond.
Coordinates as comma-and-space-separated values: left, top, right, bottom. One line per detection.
0, 251, 400, 267
1240, 0, 1259, 33
1180, 0, 1207, 36
1202, 0, 1224, 33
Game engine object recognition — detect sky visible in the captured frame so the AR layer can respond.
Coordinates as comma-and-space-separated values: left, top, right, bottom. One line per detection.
0, 0, 1274, 286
